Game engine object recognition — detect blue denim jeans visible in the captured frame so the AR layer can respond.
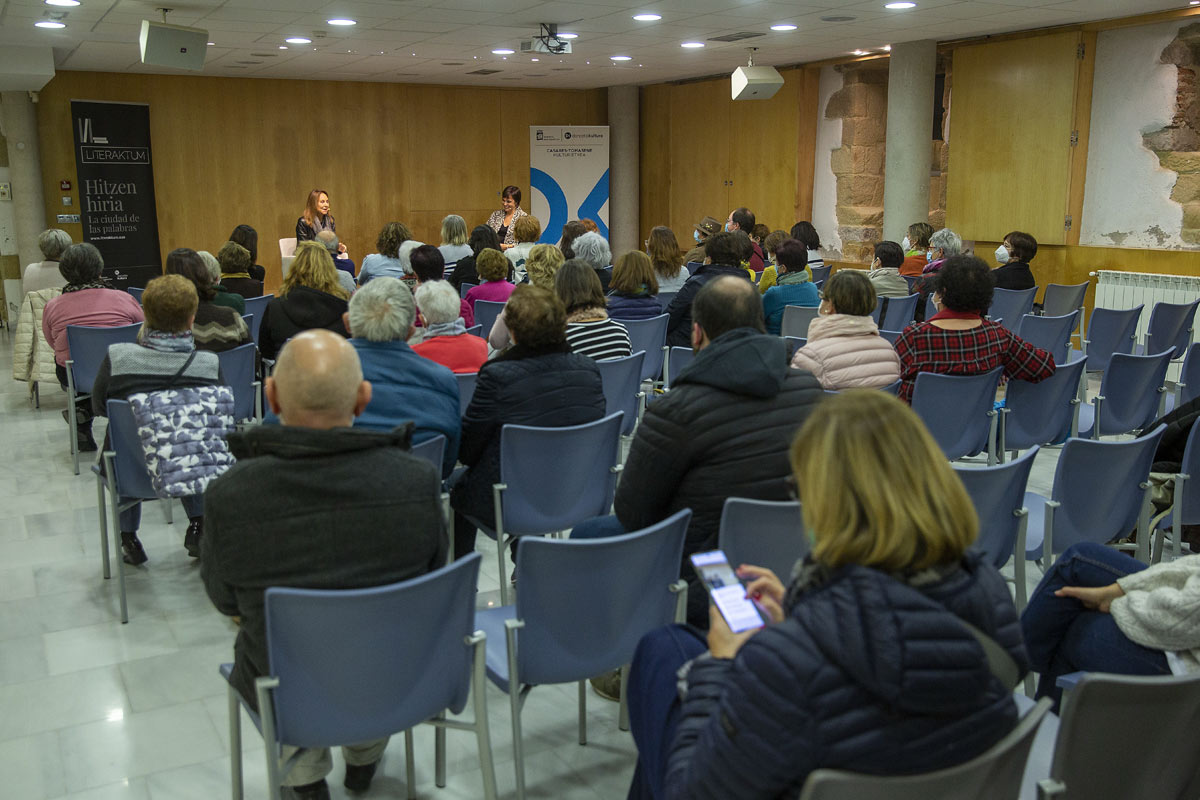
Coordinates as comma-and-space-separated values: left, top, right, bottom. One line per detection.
1021, 542, 1169, 708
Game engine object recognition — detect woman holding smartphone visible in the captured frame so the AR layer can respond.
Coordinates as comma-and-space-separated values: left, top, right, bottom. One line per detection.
625, 390, 1028, 800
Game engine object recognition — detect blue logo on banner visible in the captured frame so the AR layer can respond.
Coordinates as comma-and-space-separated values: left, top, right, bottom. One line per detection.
530, 167, 611, 244
579, 169, 610, 240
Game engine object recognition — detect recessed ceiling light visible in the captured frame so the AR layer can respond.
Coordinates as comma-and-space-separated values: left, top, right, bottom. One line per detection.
34, 20, 65, 28
492, 48, 514, 55
531, 57, 539, 61
207, 41, 215, 46
558, 32, 578, 39
852, 49, 869, 55
1192, 1, 1199, 5
610, 55, 632, 61
278, 45, 288, 50
680, 41, 705, 48
633, 13, 662, 21
885, 1, 916, 8
771, 24, 797, 31
44, 0, 80, 6
286, 37, 311, 44
327, 18, 356, 26
883, 44, 892, 51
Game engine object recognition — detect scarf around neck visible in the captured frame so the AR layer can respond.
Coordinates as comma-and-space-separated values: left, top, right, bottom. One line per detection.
62, 277, 113, 294
567, 305, 609, 324
140, 328, 195, 352
425, 319, 467, 338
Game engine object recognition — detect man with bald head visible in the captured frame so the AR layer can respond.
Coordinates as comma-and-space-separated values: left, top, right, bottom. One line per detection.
202, 329, 447, 799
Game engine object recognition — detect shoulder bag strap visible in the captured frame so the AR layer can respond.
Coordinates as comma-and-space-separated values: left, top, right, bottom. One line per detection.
959, 619, 1023, 690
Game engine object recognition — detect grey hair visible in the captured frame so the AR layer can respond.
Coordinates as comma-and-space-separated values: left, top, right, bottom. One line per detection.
347, 276, 414, 341
440, 214, 468, 247
38, 229, 72, 260
197, 251, 221, 284
414, 280, 461, 326
571, 232, 611, 270
930, 228, 962, 257
58, 242, 104, 284
316, 230, 340, 253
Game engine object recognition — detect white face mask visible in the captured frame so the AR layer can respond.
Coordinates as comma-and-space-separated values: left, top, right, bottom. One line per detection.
901, 236, 910, 252
995, 244, 1011, 265
694, 230, 702, 243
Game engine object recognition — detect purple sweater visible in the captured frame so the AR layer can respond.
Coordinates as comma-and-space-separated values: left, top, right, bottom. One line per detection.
464, 280, 516, 309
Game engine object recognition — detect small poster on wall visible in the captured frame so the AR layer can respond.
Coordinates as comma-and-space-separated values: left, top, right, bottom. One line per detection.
530, 126, 610, 245
70, 100, 162, 287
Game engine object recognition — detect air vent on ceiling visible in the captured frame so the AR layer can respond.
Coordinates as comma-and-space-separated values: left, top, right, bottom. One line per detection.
235, 60, 264, 65
527, 73, 547, 77
249, 53, 279, 57
552, 67, 573, 71
467, 68, 501, 75
442, 61, 465, 66
708, 31, 766, 43
820, 15, 856, 22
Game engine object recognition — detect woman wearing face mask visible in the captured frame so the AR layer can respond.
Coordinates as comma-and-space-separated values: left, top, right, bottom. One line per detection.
899, 222, 934, 276
992, 231, 1038, 291
912, 228, 963, 321
682, 216, 722, 267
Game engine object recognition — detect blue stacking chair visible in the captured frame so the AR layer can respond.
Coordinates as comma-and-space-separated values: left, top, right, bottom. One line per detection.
1077, 350, 1173, 439
127, 286, 144, 303
459, 282, 477, 299
925, 294, 937, 322
782, 305, 820, 338
954, 447, 1039, 613
1153, 422, 1200, 562
1024, 425, 1165, 567
879, 329, 903, 346
465, 323, 482, 337
1078, 305, 1142, 374
911, 368, 1003, 463
221, 554, 497, 800
657, 291, 678, 311
216, 343, 261, 423
474, 511, 690, 800
785, 336, 806, 359
1041, 282, 1088, 320
881, 294, 919, 330
988, 287, 1037, 330
466, 413, 625, 604
1001, 356, 1087, 457
623, 313, 668, 382
472, 300, 505, 342
718, 498, 807, 581
902, 275, 922, 293
664, 345, 694, 389
1016, 311, 1078, 365
879, 379, 901, 395
1136, 298, 1199, 360
810, 265, 832, 284
410, 433, 451, 552
597, 351, 646, 435
1167, 342, 1200, 414
456, 372, 477, 417
65, 322, 143, 474
242, 295, 272, 342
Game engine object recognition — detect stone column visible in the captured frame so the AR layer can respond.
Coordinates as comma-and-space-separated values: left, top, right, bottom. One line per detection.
882, 41, 936, 243
607, 85, 639, 256
1, 91, 47, 273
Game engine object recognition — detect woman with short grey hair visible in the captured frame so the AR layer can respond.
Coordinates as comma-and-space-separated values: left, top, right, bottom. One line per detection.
347, 276, 415, 343
913, 227, 964, 320
413, 280, 488, 373
22, 228, 73, 294
571, 231, 614, 291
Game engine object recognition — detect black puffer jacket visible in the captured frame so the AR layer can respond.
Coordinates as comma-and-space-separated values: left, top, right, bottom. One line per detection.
258, 285, 349, 359
615, 328, 824, 625
1148, 394, 1200, 472
450, 343, 605, 523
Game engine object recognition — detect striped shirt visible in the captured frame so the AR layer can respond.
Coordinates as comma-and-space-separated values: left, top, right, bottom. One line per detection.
566, 317, 632, 361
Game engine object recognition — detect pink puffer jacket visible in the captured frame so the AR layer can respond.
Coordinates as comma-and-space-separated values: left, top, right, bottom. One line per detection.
790, 313, 900, 390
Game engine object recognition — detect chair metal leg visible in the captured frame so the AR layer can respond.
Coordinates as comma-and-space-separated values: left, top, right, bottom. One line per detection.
434, 711, 447, 788
97, 469, 110, 580
1090, 396, 1104, 440
66, 361, 79, 475
1042, 501, 1059, 569
404, 729, 416, 800
618, 665, 630, 732
255, 678, 283, 800
467, 631, 498, 800
577, 679, 587, 745
228, 684, 244, 800
986, 410, 998, 466
1014, 510, 1029, 615
493, 484, 509, 606
106, 455, 128, 624
1136, 482, 1152, 564
504, 619, 526, 800
1174, 473, 1189, 560
670, 580, 688, 624
163, 498, 173, 525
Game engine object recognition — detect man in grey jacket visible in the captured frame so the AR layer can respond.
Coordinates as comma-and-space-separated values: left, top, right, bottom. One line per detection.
201, 329, 447, 800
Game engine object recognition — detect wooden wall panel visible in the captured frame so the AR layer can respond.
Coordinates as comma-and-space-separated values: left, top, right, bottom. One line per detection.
639, 84, 672, 242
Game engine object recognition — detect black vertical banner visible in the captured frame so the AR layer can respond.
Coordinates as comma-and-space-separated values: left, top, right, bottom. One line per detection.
70, 100, 162, 288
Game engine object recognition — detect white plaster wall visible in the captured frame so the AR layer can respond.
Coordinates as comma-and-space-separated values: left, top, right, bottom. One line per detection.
812, 65, 844, 256
1080, 21, 1186, 249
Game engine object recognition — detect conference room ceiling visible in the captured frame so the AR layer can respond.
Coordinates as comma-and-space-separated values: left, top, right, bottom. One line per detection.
3, 0, 1191, 89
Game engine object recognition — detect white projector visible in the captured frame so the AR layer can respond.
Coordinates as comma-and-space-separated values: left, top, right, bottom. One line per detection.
139, 20, 208, 71
521, 38, 572, 55
731, 66, 784, 100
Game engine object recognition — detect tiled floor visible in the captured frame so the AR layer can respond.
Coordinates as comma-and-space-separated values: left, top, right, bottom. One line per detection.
0, 326, 1080, 800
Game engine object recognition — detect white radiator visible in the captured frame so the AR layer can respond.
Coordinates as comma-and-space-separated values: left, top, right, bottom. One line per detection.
1091, 270, 1200, 346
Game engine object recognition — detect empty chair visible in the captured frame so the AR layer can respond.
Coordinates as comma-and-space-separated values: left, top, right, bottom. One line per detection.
1017, 311, 1078, 365
455, 372, 477, 417
409, 433, 447, 480
1002, 356, 1087, 455
65, 322, 143, 474
242, 294, 272, 343
925, 294, 937, 322
472, 300, 505, 341
1040, 282, 1088, 321
1023, 425, 1165, 566
474, 510, 690, 800
215, 343, 261, 423
782, 305, 820, 339
623, 313, 669, 382
1153, 421, 1200, 562
879, 329, 902, 346
718, 498, 807, 580
665, 345, 694, 389
596, 351, 646, 435
880, 293, 919, 330
127, 286, 144, 303
1079, 305, 1142, 374
465, 324, 482, 337
911, 367, 1003, 463
1168, 341, 1200, 414
810, 265, 832, 284
1077, 350, 1173, 439
278, 237, 297, 258
459, 282, 477, 299
953, 447, 1039, 611
798, 699, 1052, 800
988, 287, 1037, 330
1137, 298, 1199, 360
222, 554, 498, 800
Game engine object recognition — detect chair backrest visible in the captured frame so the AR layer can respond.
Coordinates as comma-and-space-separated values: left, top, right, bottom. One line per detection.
666, 346, 694, 389
1041, 282, 1088, 319
953, 447, 1039, 569
810, 265, 832, 284
459, 282, 477, 299
879, 329, 902, 346
104, 399, 161, 500
685, 261, 703, 275
498, 413, 623, 535
215, 343, 258, 422
473, 300, 505, 339
623, 314, 669, 382
1176, 422, 1200, 526
1049, 673, 1200, 800
1004, 356, 1087, 451
1085, 305, 1142, 373
879, 378, 901, 395
718, 498, 808, 579
785, 336, 806, 358
279, 237, 297, 258
1095, 350, 1174, 435
798, 698, 1053, 800
1048, 425, 1165, 551
988, 287, 1037, 330
1181, 342, 1200, 406
409, 433, 447, 479
514, 510, 690, 684
264, 553, 482, 748
596, 351, 645, 436
781, 305, 820, 338
925, 295, 937, 322
657, 291, 677, 310
1145, 299, 1199, 359
1016, 311, 1078, 365
65, 323, 143, 393
911, 368, 1003, 461
127, 286, 144, 303
903, 275, 921, 294
880, 294, 919, 330
456, 372, 477, 416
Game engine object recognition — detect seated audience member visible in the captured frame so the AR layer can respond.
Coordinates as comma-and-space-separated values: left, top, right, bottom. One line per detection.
912, 227, 964, 320
761, 238, 821, 336
732, 230, 757, 277
413, 280, 488, 374
993, 230, 1038, 290
488, 243, 564, 352
164, 247, 252, 353
42, 242, 144, 451
791, 269, 901, 390
580, 218, 600, 234
572, 231, 614, 292
202, 329, 446, 799
410, 244, 474, 327
438, 214, 472, 266
557, 260, 632, 361
315, 230, 357, 291
665, 232, 753, 347
559, 219, 587, 261
682, 216, 721, 267
726, 207, 764, 271
259, 242, 350, 360
217, 240, 264, 299
22, 228, 71, 295
463, 248, 516, 311
505, 215, 542, 283
576, 277, 822, 626
756, 229, 789, 293
867, 240, 909, 298
647, 226, 689, 293
449, 285, 604, 559
894, 255, 1055, 403
198, 250, 246, 314
626, 389, 1026, 799
448, 225, 501, 292
92, 275, 220, 564
229, 224, 267, 282
790, 220, 825, 271
607, 251, 663, 321
750, 223, 771, 249
358, 222, 421, 286
899, 221, 935, 276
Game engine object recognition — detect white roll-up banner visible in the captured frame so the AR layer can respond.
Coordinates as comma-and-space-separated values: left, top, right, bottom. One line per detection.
529, 126, 610, 245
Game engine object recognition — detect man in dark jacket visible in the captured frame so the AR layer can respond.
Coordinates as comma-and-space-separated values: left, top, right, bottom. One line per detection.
664, 232, 754, 347
725, 206, 765, 272
201, 329, 447, 800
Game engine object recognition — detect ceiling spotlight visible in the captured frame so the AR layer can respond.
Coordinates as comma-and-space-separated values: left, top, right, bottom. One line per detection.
286, 37, 312, 44
44, 0, 81, 6
771, 24, 797, 31
633, 13, 662, 21
1192, 1, 1200, 5
34, 20, 65, 28
327, 18, 357, 26
492, 48, 515, 55
852, 49, 869, 55
611, 55, 632, 61
884, 1, 916, 8
558, 32, 578, 39
883, 44, 892, 51
207, 41, 215, 46
681, 41, 705, 48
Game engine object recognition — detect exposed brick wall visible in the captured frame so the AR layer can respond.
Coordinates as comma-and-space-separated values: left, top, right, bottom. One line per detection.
1146, 22, 1200, 244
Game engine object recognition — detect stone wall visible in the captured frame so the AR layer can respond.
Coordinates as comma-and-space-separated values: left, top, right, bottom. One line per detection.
1146, 22, 1200, 245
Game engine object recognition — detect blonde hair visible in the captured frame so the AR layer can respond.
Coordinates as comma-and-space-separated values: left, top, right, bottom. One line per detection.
282, 242, 351, 300
525, 244, 565, 289
790, 390, 977, 572
440, 215, 468, 247
512, 215, 542, 244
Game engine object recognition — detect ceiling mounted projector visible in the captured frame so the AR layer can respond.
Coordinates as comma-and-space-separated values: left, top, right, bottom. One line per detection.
139, 10, 208, 71
521, 23, 572, 55
732, 48, 783, 100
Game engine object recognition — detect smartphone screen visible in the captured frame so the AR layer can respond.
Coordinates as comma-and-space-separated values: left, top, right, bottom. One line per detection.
690, 550, 766, 633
